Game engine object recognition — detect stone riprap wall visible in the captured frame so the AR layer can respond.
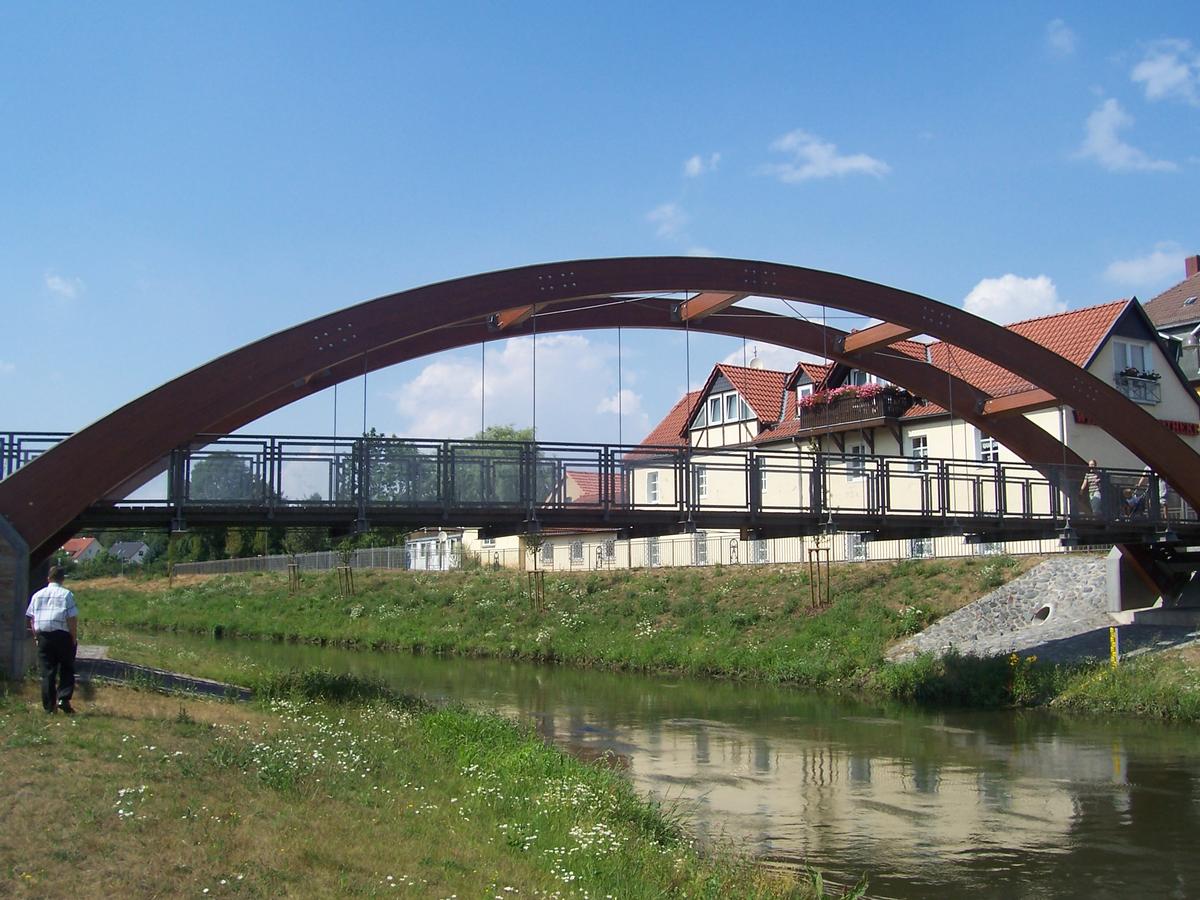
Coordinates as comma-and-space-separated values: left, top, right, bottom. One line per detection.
886, 556, 1111, 664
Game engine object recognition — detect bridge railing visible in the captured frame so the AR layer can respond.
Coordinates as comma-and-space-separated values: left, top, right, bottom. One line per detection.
87, 433, 1184, 530
9, 430, 1190, 532
1, 432, 69, 481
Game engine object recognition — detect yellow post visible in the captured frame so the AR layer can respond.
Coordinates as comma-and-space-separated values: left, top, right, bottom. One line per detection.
1109, 626, 1120, 669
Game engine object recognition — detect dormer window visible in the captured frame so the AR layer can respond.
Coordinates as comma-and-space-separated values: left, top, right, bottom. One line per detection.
708, 396, 723, 425
796, 384, 813, 416
848, 369, 884, 387
696, 390, 749, 429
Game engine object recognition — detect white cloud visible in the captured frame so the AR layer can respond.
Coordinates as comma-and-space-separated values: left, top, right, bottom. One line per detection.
1045, 19, 1076, 57
646, 202, 687, 238
387, 334, 639, 442
760, 129, 890, 183
1132, 39, 1200, 105
1104, 243, 1185, 288
686, 245, 716, 257
1076, 98, 1177, 172
0, 361, 14, 375
44, 271, 84, 300
963, 274, 1065, 322
596, 388, 644, 417
682, 152, 721, 177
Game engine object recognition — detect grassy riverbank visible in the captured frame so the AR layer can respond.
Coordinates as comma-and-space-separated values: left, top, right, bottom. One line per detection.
77, 557, 1039, 689
76, 556, 1200, 721
1, 673, 828, 898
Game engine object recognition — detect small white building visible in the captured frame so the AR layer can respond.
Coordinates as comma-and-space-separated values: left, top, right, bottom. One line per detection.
404, 529, 462, 571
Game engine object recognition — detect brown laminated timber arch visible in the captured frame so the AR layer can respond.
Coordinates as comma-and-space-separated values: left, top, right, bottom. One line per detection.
3, 256, 1198, 564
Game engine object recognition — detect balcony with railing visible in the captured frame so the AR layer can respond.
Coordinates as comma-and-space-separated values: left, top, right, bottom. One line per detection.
1115, 369, 1161, 405
794, 385, 917, 434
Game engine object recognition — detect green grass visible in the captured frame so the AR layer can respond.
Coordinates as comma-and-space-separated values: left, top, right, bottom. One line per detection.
1052, 652, 1200, 720
83, 555, 1200, 722
76, 556, 1039, 695
2, 675, 837, 898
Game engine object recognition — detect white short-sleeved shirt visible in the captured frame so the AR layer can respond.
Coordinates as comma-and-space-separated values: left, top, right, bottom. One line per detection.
26, 583, 78, 634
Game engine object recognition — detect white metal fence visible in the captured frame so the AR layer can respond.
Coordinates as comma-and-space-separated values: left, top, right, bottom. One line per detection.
172, 532, 1097, 576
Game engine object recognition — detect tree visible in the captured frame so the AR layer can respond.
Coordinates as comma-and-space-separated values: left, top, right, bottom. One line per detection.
335, 428, 439, 504
453, 425, 558, 504
189, 452, 265, 502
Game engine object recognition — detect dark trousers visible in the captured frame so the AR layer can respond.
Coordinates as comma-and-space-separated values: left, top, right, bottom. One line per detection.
35, 630, 75, 711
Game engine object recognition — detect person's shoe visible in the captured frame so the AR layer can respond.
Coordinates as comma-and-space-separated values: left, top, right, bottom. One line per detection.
58, 702, 75, 715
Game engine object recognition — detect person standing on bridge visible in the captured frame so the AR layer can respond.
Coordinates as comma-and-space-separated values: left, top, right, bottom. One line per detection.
1080, 459, 1104, 518
25, 565, 78, 714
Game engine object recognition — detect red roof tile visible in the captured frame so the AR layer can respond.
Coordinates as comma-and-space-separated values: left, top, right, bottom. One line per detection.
562, 470, 625, 505
929, 300, 1128, 400
714, 364, 789, 425
638, 390, 702, 447
788, 361, 833, 388
61, 537, 98, 559
653, 299, 1137, 439
898, 300, 1130, 418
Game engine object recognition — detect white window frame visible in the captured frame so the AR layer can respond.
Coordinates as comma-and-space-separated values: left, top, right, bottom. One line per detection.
848, 370, 883, 387
847, 444, 866, 480
541, 541, 554, 565
1113, 339, 1149, 375
796, 384, 813, 417
752, 539, 769, 563
708, 395, 723, 425
978, 433, 1000, 464
646, 470, 659, 503
569, 540, 584, 564
647, 536, 660, 567
910, 434, 929, 472
694, 531, 708, 565
757, 456, 769, 492
910, 536, 933, 558
481, 536, 495, 548
725, 393, 739, 422
695, 464, 708, 499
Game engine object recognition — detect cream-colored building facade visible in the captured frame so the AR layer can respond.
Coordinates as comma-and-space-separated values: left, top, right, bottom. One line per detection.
455, 299, 1199, 570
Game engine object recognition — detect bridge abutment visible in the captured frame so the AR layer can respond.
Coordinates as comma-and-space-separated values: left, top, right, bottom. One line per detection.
0, 516, 31, 680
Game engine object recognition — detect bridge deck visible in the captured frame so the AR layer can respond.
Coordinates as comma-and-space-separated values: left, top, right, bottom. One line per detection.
3, 431, 1184, 548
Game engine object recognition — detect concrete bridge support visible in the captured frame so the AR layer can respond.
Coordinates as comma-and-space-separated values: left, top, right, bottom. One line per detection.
1108, 543, 1200, 624
0, 516, 30, 679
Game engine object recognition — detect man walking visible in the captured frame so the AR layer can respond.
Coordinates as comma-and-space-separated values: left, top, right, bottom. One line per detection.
26, 565, 78, 714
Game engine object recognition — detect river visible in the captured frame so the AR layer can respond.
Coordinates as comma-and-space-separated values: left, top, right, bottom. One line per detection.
143, 632, 1200, 898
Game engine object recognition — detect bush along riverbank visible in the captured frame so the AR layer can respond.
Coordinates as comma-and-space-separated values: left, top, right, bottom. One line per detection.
2, 672, 845, 898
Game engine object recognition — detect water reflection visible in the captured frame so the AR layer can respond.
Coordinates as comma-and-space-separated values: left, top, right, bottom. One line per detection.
147, 633, 1200, 898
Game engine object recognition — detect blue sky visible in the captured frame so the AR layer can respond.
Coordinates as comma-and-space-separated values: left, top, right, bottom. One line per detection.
2, 2, 1197, 445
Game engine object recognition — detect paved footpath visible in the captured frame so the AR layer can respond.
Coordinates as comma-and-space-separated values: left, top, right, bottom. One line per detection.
887, 556, 1200, 664
74, 644, 252, 700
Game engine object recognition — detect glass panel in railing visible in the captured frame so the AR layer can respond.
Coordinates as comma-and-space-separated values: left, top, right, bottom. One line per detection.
187, 443, 267, 502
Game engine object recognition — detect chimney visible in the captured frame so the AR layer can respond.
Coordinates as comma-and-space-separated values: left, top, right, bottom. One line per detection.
1187, 255, 1200, 280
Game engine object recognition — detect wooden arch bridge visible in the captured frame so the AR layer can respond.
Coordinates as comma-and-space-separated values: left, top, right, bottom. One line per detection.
3, 257, 1199, 675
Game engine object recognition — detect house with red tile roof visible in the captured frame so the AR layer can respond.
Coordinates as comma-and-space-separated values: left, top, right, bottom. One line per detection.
467, 294, 1200, 571
60, 536, 102, 563
628, 297, 1199, 552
